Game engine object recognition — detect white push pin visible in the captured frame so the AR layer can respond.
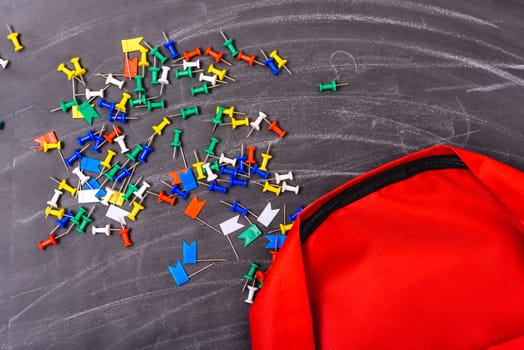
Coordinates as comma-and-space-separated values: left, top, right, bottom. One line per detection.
91, 224, 117, 236
100, 187, 116, 206
72, 166, 91, 185
46, 189, 63, 208
0, 56, 9, 69
244, 285, 259, 304
274, 171, 293, 184
247, 112, 268, 138
158, 65, 171, 85
133, 180, 151, 200
85, 88, 105, 100
203, 163, 218, 182
182, 59, 200, 70
282, 181, 300, 195
105, 73, 125, 89
199, 72, 218, 86
114, 134, 130, 153
218, 153, 237, 167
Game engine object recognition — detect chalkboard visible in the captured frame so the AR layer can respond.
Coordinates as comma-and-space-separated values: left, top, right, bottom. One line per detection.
2, 0, 524, 349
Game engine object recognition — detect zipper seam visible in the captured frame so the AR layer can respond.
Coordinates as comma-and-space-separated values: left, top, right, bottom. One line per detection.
300, 155, 467, 243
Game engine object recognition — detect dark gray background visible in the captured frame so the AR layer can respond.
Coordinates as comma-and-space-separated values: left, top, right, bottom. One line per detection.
2, 0, 524, 349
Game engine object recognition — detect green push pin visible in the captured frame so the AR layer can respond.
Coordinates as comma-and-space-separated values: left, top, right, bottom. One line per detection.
50, 98, 79, 113
104, 163, 122, 182
175, 67, 193, 79
191, 83, 210, 96
209, 160, 220, 173
237, 224, 263, 247
147, 99, 165, 111
180, 106, 199, 119
0, 120, 4, 130
71, 207, 88, 226
204, 137, 220, 156
318, 79, 349, 92
134, 75, 146, 94
126, 144, 144, 162
241, 262, 260, 292
170, 129, 183, 148
148, 45, 168, 64
149, 66, 161, 85
129, 94, 147, 108
123, 183, 139, 202
76, 215, 93, 233
220, 31, 239, 57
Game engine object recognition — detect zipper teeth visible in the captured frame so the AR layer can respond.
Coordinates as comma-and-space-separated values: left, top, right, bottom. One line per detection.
300, 155, 467, 243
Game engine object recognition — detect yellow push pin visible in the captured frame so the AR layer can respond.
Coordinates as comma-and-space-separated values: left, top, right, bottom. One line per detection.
6, 24, 23, 52
45, 206, 65, 220
57, 63, 76, 81
70, 57, 87, 84
115, 92, 132, 112
262, 181, 282, 196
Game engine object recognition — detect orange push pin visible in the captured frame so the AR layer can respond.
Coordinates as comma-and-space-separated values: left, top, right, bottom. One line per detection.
6, 24, 23, 52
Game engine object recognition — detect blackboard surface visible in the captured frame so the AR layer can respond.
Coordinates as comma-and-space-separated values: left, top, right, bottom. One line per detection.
2, 1, 524, 349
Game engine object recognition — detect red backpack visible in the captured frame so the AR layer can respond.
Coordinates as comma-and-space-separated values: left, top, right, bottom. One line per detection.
250, 145, 524, 350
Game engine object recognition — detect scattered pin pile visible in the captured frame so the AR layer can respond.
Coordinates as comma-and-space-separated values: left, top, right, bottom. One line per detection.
34, 29, 303, 303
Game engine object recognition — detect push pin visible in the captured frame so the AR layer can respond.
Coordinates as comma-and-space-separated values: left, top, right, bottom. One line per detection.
182, 59, 201, 70
245, 145, 257, 166
142, 41, 168, 64
45, 206, 65, 220
50, 98, 78, 113
103, 125, 122, 144
64, 147, 86, 167
192, 160, 206, 181
262, 181, 282, 196
162, 31, 180, 60
146, 99, 165, 111
134, 74, 146, 95
246, 112, 268, 138
282, 181, 300, 195
208, 64, 235, 81
241, 262, 259, 291
127, 201, 145, 221
72, 166, 91, 185
115, 92, 132, 112
218, 153, 237, 167
6, 25, 24, 52
133, 180, 151, 201
266, 120, 287, 138
91, 224, 119, 236
174, 67, 194, 79
224, 116, 249, 130
147, 190, 176, 206
118, 227, 133, 247
161, 181, 189, 200
260, 49, 280, 76
198, 72, 222, 87
251, 164, 269, 180
0, 55, 8, 69
319, 79, 349, 92
220, 31, 239, 57
273, 171, 293, 184
203, 137, 220, 162
220, 200, 257, 218
269, 50, 291, 74
190, 83, 218, 96
182, 47, 202, 62
70, 57, 87, 84
198, 180, 227, 194
122, 176, 141, 202
170, 129, 187, 166
288, 206, 303, 222
149, 66, 161, 85
237, 51, 264, 66
152, 117, 171, 136
157, 66, 171, 95
167, 106, 200, 120
57, 63, 77, 82
205, 46, 232, 66
202, 163, 218, 182
104, 73, 125, 89
114, 134, 130, 153
46, 189, 63, 209
42, 141, 67, 169
245, 285, 259, 304
50, 177, 78, 197
258, 144, 273, 171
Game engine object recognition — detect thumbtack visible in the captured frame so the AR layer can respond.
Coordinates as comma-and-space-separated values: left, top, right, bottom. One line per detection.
267, 120, 287, 138
126, 144, 143, 163
199, 72, 222, 86
161, 181, 189, 199
162, 31, 180, 60
218, 153, 237, 167
57, 63, 78, 82
50, 98, 79, 113
198, 180, 228, 194
97, 98, 116, 115
38, 233, 58, 251
152, 117, 171, 135
282, 181, 300, 195
104, 73, 125, 89
115, 92, 132, 112
45, 206, 65, 220
237, 51, 264, 66
6, 24, 24, 52
202, 163, 218, 182
148, 66, 161, 85
123, 177, 141, 202
127, 201, 145, 221
114, 165, 134, 183
182, 59, 200, 70
142, 41, 168, 64
192, 161, 206, 180
228, 116, 250, 130
279, 222, 294, 234
70, 57, 87, 85
205, 46, 232, 66
130, 95, 147, 108
246, 112, 268, 138
103, 125, 122, 144
174, 67, 194, 79
262, 181, 282, 196
250, 164, 269, 180
170, 129, 186, 165
50, 177, 77, 197
220, 200, 257, 218
220, 30, 239, 57
114, 134, 130, 153
91, 224, 119, 236
269, 49, 292, 74
147, 99, 165, 111
72, 166, 91, 185
273, 171, 293, 184
245, 145, 257, 166
158, 66, 171, 95
137, 144, 154, 163
208, 64, 235, 81
118, 227, 133, 247
104, 162, 122, 182
203, 136, 220, 161
0, 55, 9, 69
288, 206, 303, 222
319, 79, 349, 92
260, 49, 280, 76
74, 206, 95, 234
147, 190, 176, 206
191, 83, 216, 96
64, 149, 84, 167
167, 106, 200, 120
228, 176, 248, 188
133, 180, 151, 201
56, 211, 73, 229
100, 187, 116, 206
242, 262, 259, 291
78, 87, 106, 100
258, 145, 273, 172
46, 189, 63, 209
183, 47, 202, 62
244, 285, 259, 304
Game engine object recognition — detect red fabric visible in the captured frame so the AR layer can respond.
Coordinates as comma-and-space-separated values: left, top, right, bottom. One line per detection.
250, 145, 524, 350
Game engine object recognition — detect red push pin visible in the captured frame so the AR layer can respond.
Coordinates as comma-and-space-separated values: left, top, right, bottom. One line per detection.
245, 145, 257, 165
38, 233, 58, 250
118, 227, 133, 247
266, 120, 287, 138
237, 51, 264, 66
147, 190, 176, 206
183, 47, 202, 62
103, 125, 122, 144
205, 46, 231, 66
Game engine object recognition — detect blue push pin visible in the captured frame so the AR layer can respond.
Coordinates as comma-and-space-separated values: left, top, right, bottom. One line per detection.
250, 164, 269, 180
114, 166, 132, 183
208, 181, 227, 194
229, 176, 247, 188
65, 149, 84, 167
236, 155, 247, 173
288, 206, 303, 222
169, 184, 189, 199
97, 99, 116, 115
108, 111, 127, 123
263, 57, 281, 75
137, 145, 153, 163
220, 166, 237, 177
91, 136, 105, 153
56, 210, 73, 229
77, 130, 95, 146
162, 32, 180, 60
230, 201, 248, 216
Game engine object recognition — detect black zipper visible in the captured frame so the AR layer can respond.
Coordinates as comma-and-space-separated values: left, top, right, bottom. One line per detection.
300, 155, 468, 244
